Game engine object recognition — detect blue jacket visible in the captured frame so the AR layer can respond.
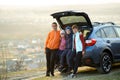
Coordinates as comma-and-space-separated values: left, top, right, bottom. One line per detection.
66, 33, 73, 49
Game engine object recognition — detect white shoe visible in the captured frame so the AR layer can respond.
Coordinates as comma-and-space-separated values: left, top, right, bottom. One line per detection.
68, 73, 76, 78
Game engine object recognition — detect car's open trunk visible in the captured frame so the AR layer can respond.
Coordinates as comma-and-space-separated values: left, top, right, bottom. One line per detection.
51, 11, 93, 39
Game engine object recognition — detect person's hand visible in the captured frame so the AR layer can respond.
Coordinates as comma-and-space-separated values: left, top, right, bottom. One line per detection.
44, 47, 46, 54
44, 50, 46, 54
82, 51, 85, 56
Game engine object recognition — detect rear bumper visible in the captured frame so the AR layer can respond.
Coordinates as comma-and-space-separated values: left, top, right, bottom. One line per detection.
82, 46, 100, 67
82, 55, 96, 67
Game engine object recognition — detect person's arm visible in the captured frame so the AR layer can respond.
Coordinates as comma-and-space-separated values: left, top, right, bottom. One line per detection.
79, 32, 85, 55
45, 32, 50, 49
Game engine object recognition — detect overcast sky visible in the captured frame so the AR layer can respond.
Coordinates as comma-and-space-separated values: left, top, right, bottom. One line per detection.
0, 0, 120, 7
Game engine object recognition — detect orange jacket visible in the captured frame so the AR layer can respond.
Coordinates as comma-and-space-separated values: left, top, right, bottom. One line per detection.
45, 30, 60, 50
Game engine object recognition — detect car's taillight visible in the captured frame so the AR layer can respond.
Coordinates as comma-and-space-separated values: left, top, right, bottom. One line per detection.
86, 39, 96, 46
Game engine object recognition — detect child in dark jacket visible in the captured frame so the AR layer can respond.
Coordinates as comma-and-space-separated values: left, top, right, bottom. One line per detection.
59, 26, 73, 72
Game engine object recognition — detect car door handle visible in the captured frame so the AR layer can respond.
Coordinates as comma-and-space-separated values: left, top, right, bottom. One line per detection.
106, 40, 110, 43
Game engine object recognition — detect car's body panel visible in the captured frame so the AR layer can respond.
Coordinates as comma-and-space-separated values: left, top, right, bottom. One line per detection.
83, 25, 120, 66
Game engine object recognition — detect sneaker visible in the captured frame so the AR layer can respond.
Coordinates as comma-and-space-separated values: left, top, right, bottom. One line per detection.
61, 67, 68, 73
58, 66, 64, 72
51, 73, 55, 76
66, 67, 72, 73
69, 73, 76, 78
55, 64, 59, 69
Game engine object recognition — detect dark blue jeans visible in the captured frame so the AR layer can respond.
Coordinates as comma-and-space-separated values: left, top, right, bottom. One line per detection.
60, 49, 73, 68
56, 50, 64, 65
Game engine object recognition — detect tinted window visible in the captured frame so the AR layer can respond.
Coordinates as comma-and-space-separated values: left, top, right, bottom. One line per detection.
96, 29, 106, 38
101, 29, 106, 38
96, 30, 101, 38
103, 27, 117, 38
60, 16, 87, 25
114, 27, 120, 37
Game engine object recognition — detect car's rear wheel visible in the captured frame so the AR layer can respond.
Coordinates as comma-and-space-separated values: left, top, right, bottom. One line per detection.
97, 52, 112, 74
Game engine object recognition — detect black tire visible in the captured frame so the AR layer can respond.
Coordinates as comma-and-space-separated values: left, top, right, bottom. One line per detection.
97, 52, 112, 74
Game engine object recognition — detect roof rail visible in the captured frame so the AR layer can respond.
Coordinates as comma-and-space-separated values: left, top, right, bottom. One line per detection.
93, 22, 116, 26
102, 22, 115, 25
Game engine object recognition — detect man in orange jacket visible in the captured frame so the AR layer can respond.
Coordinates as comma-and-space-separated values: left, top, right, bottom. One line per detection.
45, 22, 60, 76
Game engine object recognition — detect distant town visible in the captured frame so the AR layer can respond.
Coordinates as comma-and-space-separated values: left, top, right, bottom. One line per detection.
0, 38, 46, 73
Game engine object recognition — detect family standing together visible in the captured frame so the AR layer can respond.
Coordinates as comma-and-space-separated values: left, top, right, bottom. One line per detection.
45, 22, 85, 78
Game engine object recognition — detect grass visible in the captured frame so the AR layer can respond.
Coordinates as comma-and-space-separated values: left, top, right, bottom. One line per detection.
7, 67, 46, 78
33, 71, 120, 80
33, 66, 120, 80
81, 71, 120, 80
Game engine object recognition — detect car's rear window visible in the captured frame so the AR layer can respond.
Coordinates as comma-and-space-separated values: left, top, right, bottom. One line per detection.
60, 16, 87, 25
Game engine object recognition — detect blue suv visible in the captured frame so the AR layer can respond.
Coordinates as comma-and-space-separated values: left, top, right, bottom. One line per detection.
51, 11, 120, 74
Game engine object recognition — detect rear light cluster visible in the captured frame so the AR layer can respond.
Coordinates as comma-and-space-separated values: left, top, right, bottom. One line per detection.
85, 39, 96, 46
